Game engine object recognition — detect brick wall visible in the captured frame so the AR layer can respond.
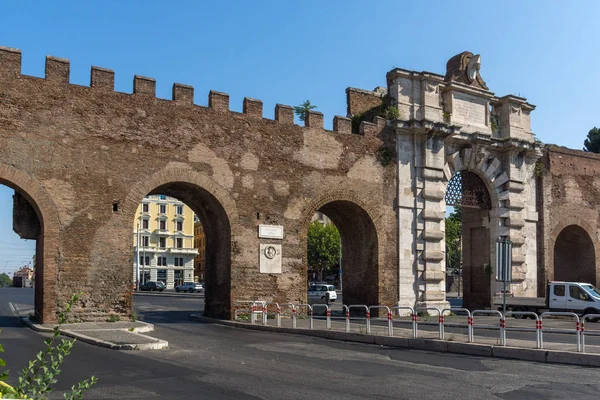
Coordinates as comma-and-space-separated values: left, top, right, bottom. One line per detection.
0, 47, 398, 322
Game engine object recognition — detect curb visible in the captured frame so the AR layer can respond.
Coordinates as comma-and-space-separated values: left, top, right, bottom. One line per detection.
188, 314, 600, 367
21, 318, 168, 350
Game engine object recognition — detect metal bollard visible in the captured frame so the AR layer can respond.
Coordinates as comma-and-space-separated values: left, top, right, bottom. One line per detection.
416, 307, 441, 340
343, 305, 350, 333
393, 306, 416, 338
369, 306, 392, 336
348, 305, 369, 334
540, 312, 580, 352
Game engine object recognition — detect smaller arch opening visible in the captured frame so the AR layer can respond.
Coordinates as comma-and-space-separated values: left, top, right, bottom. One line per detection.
554, 225, 596, 285
307, 200, 379, 306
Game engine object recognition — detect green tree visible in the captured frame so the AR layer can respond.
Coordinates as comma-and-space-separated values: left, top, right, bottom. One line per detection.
583, 127, 600, 153
293, 100, 317, 122
0, 273, 11, 288
307, 221, 340, 281
445, 208, 462, 275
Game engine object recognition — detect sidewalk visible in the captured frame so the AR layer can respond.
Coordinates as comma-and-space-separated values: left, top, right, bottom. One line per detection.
22, 319, 168, 350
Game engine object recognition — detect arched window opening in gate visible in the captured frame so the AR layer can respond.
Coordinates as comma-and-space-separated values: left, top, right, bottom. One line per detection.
554, 225, 596, 285
445, 170, 493, 310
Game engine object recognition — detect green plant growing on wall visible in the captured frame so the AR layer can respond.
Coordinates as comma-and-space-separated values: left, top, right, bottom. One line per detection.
534, 161, 546, 177
351, 96, 400, 134
490, 116, 499, 133
483, 263, 493, 279
377, 147, 395, 167
0, 292, 98, 399
351, 113, 363, 133
293, 100, 317, 122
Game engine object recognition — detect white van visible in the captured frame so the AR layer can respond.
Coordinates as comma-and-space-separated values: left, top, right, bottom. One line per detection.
308, 284, 337, 304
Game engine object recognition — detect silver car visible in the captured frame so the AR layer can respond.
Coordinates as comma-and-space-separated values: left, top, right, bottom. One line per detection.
175, 282, 203, 293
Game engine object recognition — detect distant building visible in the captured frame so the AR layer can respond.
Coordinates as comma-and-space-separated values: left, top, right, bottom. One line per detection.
311, 211, 331, 225
13, 266, 33, 288
193, 221, 206, 281
132, 194, 198, 289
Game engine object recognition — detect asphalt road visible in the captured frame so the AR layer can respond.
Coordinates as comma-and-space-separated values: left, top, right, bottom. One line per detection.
1, 288, 600, 399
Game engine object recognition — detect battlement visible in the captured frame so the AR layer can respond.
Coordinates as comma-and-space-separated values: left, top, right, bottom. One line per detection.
0, 46, 388, 139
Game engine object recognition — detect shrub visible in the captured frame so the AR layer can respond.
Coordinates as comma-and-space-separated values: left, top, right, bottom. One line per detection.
0, 292, 98, 399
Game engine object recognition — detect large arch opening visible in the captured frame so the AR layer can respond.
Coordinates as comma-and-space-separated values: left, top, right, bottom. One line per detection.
306, 200, 379, 307
554, 225, 596, 284
445, 171, 493, 310
131, 181, 231, 319
0, 184, 42, 321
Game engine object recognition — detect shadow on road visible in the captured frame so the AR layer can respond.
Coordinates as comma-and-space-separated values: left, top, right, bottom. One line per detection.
0, 316, 27, 328
136, 310, 201, 325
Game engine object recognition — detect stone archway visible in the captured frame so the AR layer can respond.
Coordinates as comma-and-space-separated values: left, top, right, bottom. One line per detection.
445, 170, 493, 310
554, 225, 596, 285
0, 163, 60, 323
124, 168, 238, 318
299, 191, 387, 307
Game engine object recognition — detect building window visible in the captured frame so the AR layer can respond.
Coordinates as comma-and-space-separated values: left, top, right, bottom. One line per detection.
160, 194, 166, 200
176, 238, 183, 248
176, 221, 183, 231
177, 205, 183, 215
142, 203, 149, 213
157, 256, 167, 266
139, 256, 150, 266
142, 236, 149, 247
159, 237, 166, 248
159, 204, 166, 214
159, 220, 166, 230
175, 257, 184, 267
142, 219, 149, 229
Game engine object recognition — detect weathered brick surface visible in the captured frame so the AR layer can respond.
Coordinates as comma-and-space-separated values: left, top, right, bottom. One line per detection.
346, 87, 385, 116
0, 48, 398, 322
538, 146, 600, 295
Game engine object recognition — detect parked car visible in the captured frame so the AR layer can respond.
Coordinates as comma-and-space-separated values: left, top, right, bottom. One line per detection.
140, 281, 165, 292
175, 282, 204, 293
308, 284, 337, 304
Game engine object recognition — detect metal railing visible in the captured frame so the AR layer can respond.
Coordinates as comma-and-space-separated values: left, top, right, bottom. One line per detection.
369, 306, 392, 336
416, 307, 441, 339
581, 314, 600, 353
441, 308, 472, 342
539, 312, 581, 352
236, 301, 592, 353
472, 310, 504, 346
348, 305, 370, 333
505, 311, 541, 349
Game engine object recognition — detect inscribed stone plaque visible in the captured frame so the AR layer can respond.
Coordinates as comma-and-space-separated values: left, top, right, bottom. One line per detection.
452, 92, 487, 127
259, 244, 282, 274
258, 224, 284, 239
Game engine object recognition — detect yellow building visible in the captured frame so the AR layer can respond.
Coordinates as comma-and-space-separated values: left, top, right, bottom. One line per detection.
133, 194, 198, 289
193, 220, 206, 281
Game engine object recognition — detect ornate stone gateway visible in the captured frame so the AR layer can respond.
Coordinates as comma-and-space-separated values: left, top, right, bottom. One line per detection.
388, 51, 540, 310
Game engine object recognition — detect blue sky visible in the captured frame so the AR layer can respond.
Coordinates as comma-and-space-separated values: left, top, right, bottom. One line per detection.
0, 1, 599, 272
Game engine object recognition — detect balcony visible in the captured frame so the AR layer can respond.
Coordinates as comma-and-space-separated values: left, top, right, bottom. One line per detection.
135, 246, 157, 253
168, 248, 199, 255
153, 229, 171, 236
